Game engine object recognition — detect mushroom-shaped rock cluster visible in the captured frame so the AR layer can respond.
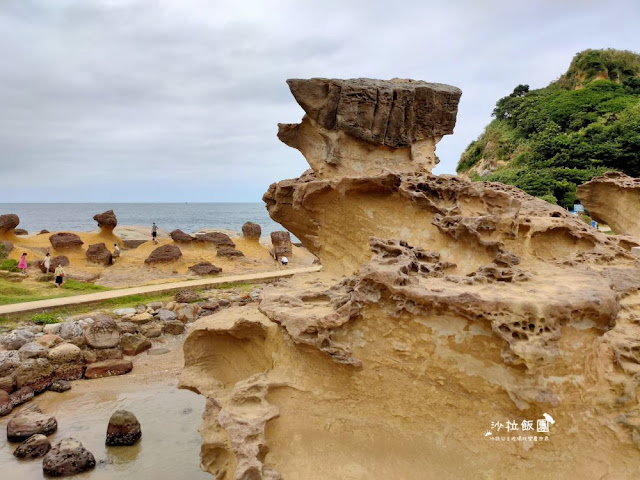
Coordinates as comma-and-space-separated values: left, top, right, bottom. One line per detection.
0, 214, 20, 234
242, 222, 262, 240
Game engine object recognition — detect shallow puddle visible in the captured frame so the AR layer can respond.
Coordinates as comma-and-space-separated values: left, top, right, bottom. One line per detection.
0, 381, 210, 480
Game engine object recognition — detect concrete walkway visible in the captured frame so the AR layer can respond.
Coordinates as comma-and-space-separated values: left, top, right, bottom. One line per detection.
0, 265, 322, 316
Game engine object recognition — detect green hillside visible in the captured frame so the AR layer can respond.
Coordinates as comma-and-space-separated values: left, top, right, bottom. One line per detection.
457, 49, 640, 208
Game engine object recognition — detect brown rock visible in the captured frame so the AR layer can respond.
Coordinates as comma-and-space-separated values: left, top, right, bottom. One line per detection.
162, 321, 185, 335
217, 246, 245, 258
270, 231, 292, 257
14, 358, 54, 394
175, 303, 200, 323
93, 210, 117, 231
38, 229, 50, 235
120, 333, 151, 356
0, 214, 19, 233
49, 380, 72, 393
200, 300, 220, 311
84, 359, 133, 379
18, 342, 48, 361
54, 364, 85, 381
84, 317, 120, 348
0, 390, 11, 416
242, 222, 262, 240
13, 433, 51, 458
90, 348, 123, 362
86, 242, 113, 266
48, 344, 83, 364
7, 408, 58, 441
42, 438, 95, 476
0, 240, 13, 255
49, 232, 83, 250
39, 255, 69, 273
188, 262, 222, 276
175, 289, 200, 303
37, 334, 63, 349
14, 228, 28, 235
0, 351, 20, 377
140, 323, 162, 338
170, 229, 194, 243
106, 410, 141, 446
0, 375, 16, 394
130, 312, 153, 324
144, 245, 182, 264
196, 231, 235, 247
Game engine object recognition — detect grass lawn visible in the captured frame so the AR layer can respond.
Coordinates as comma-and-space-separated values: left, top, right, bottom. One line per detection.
0, 277, 110, 305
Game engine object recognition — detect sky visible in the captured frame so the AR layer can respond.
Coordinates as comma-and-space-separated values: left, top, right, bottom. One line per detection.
0, 0, 638, 202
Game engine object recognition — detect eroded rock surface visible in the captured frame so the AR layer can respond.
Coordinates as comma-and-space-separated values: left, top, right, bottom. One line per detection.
0, 214, 19, 234
182, 78, 640, 479
145, 245, 182, 264
577, 171, 640, 237
93, 210, 117, 232
49, 233, 84, 250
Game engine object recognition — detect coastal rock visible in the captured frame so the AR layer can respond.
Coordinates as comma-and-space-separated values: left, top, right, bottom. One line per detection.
84, 359, 133, 379
123, 239, 147, 249
120, 333, 151, 356
217, 246, 245, 258
188, 262, 222, 276
14, 229, 28, 235
270, 231, 292, 257
37, 334, 63, 349
59, 322, 83, 341
145, 245, 182, 264
196, 231, 235, 247
18, 342, 48, 361
84, 317, 120, 349
0, 351, 21, 377
86, 242, 113, 266
175, 304, 200, 323
42, 438, 96, 476
49, 380, 72, 393
89, 348, 123, 363
242, 222, 262, 240
140, 323, 162, 338
162, 321, 185, 335
0, 214, 19, 233
105, 410, 141, 446
49, 232, 84, 250
14, 358, 54, 394
156, 309, 177, 322
0, 375, 16, 394
0, 240, 13, 255
13, 433, 51, 458
0, 390, 11, 416
2, 330, 36, 351
7, 408, 58, 441
93, 210, 117, 231
113, 307, 137, 317
130, 312, 153, 324
39, 255, 69, 274
199, 300, 220, 312
116, 322, 137, 334
170, 229, 194, 244
39, 229, 50, 235
48, 344, 82, 364
175, 289, 199, 303
577, 171, 640, 237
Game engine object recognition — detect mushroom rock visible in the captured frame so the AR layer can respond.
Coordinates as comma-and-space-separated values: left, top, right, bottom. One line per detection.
86, 243, 113, 266
49, 232, 84, 250
183, 78, 640, 478
242, 222, 262, 241
93, 209, 118, 232
0, 214, 19, 235
144, 245, 182, 264
577, 171, 640, 238
270, 231, 292, 257
170, 229, 195, 244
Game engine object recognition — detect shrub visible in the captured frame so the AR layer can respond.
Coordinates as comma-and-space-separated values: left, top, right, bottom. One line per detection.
0, 259, 19, 272
31, 312, 61, 325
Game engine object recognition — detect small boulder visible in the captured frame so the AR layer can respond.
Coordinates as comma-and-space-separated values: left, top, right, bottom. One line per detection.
37, 334, 63, 349
84, 317, 120, 349
39, 255, 69, 274
49, 232, 84, 250
106, 410, 141, 446
140, 323, 162, 338
15, 229, 28, 235
188, 262, 222, 276
271, 231, 293, 257
38, 229, 50, 235
113, 307, 137, 317
200, 300, 220, 311
175, 289, 199, 303
0, 240, 13, 255
148, 301, 163, 310
93, 210, 117, 231
0, 375, 16, 394
117, 322, 138, 334
2, 330, 36, 351
84, 359, 133, 379
43, 438, 96, 476
170, 229, 194, 244
156, 309, 177, 322
48, 344, 82, 364
49, 380, 72, 393
59, 322, 83, 341
1, 390, 12, 416
196, 231, 235, 247
14, 434, 51, 459
145, 245, 182, 264
14, 358, 54, 394
242, 222, 262, 240
130, 312, 153, 324
175, 304, 200, 323
217, 247, 245, 258
7, 408, 58, 442
86, 243, 113, 266
0, 351, 20, 377
0, 214, 19, 233
162, 321, 185, 335
120, 333, 151, 356
91, 348, 123, 363
18, 342, 48, 361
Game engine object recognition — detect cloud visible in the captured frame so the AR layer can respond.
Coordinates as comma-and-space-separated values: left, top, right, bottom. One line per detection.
0, 0, 638, 201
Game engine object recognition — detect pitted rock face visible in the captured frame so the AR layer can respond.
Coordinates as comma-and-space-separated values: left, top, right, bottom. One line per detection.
86, 243, 113, 266
242, 222, 262, 240
49, 232, 84, 250
84, 318, 120, 349
170, 229, 194, 244
145, 245, 182, 264
0, 214, 19, 233
93, 210, 117, 230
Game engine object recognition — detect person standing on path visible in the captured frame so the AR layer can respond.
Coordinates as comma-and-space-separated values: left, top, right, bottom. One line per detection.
17, 253, 28, 274
54, 264, 65, 288
113, 243, 120, 261
42, 252, 51, 273
151, 223, 158, 244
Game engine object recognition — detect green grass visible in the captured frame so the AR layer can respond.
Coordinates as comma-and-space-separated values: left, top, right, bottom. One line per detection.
0, 259, 19, 272
31, 312, 62, 324
63, 279, 109, 292
0, 277, 110, 305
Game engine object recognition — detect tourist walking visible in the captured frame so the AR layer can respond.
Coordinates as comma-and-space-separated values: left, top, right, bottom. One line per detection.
151, 222, 158, 244
42, 252, 51, 273
17, 252, 28, 274
54, 264, 65, 288
113, 243, 120, 260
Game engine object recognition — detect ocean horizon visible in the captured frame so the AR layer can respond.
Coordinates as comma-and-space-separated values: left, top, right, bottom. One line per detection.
0, 203, 286, 235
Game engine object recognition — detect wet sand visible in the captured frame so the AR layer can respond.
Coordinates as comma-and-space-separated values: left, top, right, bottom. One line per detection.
0, 335, 210, 480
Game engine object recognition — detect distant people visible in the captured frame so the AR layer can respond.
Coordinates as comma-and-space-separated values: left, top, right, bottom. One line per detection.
54, 264, 65, 288
280, 255, 289, 266
113, 243, 120, 260
43, 252, 51, 273
18, 252, 28, 274
151, 222, 158, 244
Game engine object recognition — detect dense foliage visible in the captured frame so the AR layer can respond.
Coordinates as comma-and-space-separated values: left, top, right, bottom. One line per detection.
458, 49, 640, 208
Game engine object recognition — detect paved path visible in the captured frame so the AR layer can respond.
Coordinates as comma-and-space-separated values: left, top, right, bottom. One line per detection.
0, 266, 322, 316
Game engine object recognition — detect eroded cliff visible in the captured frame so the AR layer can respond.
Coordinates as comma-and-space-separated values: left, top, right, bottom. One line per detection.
181, 78, 640, 479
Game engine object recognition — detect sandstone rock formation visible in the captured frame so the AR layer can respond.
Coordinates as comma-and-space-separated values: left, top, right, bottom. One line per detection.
197, 232, 236, 247
39, 255, 69, 274
0, 214, 19, 234
175, 289, 200, 303
242, 222, 262, 240
181, 78, 640, 479
145, 245, 182, 264
170, 229, 195, 244
216, 247, 245, 258
86, 242, 113, 266
93, 209, 117, 232
84, 359, 132, 379
42, 438, 96, 476
120, 333, 152, 356
49, 232, 84, 250
106, 410, 142, 446
577, 171, 640, 237
14, 228, 28, 235
188, 262, 222, 276
270, 231, 292, 258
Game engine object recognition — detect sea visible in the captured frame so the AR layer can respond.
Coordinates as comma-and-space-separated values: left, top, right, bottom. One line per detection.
0, 203, 286, 235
